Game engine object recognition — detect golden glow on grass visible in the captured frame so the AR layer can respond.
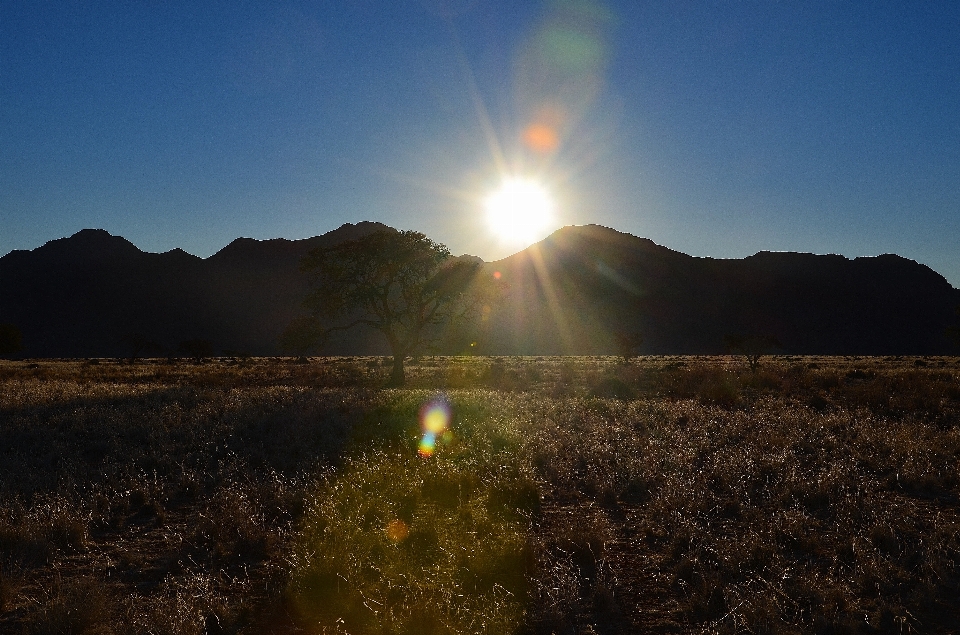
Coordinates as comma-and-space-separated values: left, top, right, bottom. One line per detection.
385, 518, 409, 542
289, 391, 537, 634
484, 178, 556, 247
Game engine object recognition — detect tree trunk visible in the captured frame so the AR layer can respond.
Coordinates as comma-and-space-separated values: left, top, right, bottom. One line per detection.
389, 354, 406, 387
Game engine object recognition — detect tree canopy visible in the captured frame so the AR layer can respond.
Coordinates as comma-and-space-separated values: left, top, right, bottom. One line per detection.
284, 229, 491, 385
724, 333, 781, 372
178, 339, 214, 362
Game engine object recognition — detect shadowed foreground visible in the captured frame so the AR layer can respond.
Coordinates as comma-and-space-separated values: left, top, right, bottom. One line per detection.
1, 355, 959, 633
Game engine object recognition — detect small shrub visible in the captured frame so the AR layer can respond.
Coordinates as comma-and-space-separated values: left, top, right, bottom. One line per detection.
26, 576, 115, 635
588, 376, 634, 400
0, 569, 15, 613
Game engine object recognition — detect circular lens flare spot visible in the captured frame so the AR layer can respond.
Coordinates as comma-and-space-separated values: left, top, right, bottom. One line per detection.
420, 398, 451, 434
385, 519, 409, 542
523, 123, 560, 153
484, 178, 556, 246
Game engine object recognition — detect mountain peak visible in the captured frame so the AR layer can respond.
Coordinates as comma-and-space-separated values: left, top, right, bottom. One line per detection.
329, 221, 395, 239
159, 247, 202, 262
35, 228, 142, 260
548, 224, 665, 249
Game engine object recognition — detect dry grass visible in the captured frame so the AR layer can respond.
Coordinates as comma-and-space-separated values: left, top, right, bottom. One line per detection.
0, 356, 958, 633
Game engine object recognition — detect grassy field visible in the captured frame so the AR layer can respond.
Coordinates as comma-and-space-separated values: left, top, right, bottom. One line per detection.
1, 355, 959, 634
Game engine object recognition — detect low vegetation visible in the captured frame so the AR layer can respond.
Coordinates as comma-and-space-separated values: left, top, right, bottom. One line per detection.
1, 355, 959, 633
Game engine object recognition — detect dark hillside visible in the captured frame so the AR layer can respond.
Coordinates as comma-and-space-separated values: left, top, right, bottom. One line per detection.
0, 223, 391, 357
484, 225, 960, 354
1, 223, 957, 357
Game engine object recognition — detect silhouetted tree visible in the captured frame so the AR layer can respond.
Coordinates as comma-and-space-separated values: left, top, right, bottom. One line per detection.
285, 230, 491, 386
724, 333, 780, 372
121, 333, 164, 361
0, 323, 23, 358
178, 339, 214, 362
614, 331, 644, 364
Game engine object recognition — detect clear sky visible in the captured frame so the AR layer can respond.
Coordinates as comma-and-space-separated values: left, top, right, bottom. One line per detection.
2, 1, 958, 286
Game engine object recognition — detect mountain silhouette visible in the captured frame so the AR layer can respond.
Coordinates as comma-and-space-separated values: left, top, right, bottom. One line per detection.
0, 223, 391, 357
485, 225, 960, 354
1, 223, 957, 357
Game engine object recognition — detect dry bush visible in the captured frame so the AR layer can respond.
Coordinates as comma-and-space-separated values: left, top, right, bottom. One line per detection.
24, 575, 116, 635
0, 495, 90, 569
522, 510, 624, 635
115, 573, 253, 635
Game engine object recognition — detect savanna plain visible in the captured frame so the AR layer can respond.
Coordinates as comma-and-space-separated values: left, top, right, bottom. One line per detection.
1, 355, 959, 634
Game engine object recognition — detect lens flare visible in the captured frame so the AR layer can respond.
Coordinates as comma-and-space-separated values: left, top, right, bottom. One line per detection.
418, 432, 437, 457
418, 397, 452, 457
522, 104, 566, 154
523, 123, 560, 153
514, 0, 613, 168
385, 519, 409, 542
421, 399, 451, 434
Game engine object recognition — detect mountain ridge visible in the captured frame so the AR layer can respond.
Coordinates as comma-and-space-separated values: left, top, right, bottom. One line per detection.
1, 223, 957, 357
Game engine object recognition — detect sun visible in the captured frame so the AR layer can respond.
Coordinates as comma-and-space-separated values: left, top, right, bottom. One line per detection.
484, 178, 556, 246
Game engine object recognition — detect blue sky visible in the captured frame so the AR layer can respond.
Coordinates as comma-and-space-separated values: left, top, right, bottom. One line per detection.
2, 1, 958, 286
